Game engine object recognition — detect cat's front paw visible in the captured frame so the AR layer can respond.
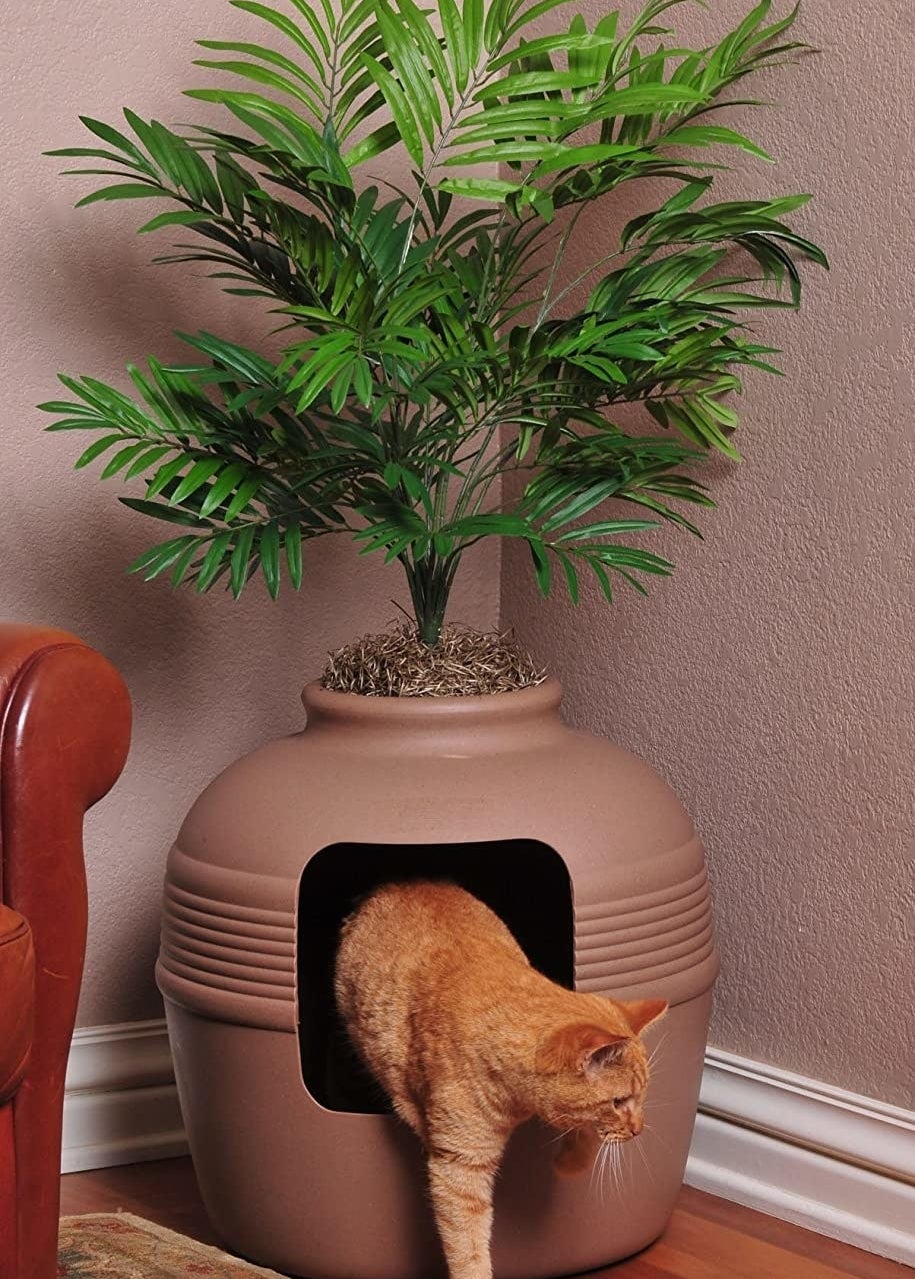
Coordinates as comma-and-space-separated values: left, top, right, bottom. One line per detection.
553, 1126, 599, 1177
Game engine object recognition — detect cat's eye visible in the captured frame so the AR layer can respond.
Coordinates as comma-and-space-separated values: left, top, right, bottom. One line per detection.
613, 1095, 632, 1108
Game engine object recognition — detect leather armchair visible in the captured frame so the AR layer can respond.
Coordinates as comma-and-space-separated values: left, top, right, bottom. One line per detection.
0, 624, 131, 1279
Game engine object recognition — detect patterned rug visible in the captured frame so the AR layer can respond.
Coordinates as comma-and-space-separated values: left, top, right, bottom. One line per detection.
59, 1214, 287, 1277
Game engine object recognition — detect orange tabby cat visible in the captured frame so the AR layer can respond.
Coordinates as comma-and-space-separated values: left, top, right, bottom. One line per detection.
335, 881, 667, 1279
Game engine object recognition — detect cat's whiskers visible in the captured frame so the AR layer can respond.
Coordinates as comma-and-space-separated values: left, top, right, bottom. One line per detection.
643, 1121, 673, 1158
589, 1137, 605, 1193
591, 1133, 632, 1204
647, 1031, 670, 1071
597, 1142, 608, 1202
609, 1140, 624, 1199
598, 1139, 613, 1204
632, 1131, 655, 1186
609, 1142, 620, 1200
591, 1136, 607, 1198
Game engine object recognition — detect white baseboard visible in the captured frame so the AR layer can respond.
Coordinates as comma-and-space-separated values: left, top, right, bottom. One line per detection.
686, 1047, 915, 1266
62, 1020, 187, 1174
63, 1024, 915, 1265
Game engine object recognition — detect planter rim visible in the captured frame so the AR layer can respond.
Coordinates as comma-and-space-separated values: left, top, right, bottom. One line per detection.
302, 674, 562, 730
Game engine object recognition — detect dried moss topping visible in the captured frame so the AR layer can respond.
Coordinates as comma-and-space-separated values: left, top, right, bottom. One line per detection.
322, 624, 547, 697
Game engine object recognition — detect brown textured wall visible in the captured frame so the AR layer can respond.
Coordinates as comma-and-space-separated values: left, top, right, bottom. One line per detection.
502, 0, 915, 1107
0, 0, 499, 1027
3, 0, 912, 1104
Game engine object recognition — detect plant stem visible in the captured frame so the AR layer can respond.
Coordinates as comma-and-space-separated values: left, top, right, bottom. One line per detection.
400, 60, 492, 272
535, 202, 588, 328
401, 551, 456, 647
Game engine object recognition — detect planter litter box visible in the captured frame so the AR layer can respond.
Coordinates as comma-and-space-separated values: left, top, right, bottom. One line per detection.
157, 677, 718, 1278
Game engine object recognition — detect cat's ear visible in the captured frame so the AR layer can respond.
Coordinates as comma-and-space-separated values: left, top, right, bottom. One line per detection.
583, 1038, 628, 1077
619, 998, 668, 1036
537, 1023, 630, 1075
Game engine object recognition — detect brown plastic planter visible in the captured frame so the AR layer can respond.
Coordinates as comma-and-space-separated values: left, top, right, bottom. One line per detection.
157, 677, 718, 1278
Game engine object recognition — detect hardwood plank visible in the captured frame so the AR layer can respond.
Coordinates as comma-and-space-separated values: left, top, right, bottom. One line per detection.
59, 1158, 913, 1278
678, 1186, 911, 1279
590, 1251, 682, 1277
60, 1158, 220, 1246
649, 1215, 856, 1279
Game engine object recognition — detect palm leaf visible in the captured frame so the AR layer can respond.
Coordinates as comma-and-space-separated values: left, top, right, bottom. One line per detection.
45, 0, 825, 640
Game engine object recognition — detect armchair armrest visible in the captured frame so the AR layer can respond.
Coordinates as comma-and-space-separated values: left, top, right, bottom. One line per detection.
0, 623, 131, 1279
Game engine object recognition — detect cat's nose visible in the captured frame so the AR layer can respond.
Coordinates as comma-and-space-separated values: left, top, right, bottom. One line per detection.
629, 1113, 644, 1137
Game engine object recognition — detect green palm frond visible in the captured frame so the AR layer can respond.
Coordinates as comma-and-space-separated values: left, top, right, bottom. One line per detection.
43, 0, 826, 643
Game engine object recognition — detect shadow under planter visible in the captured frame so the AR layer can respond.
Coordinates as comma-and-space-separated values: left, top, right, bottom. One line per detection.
157, 678, 718, 1279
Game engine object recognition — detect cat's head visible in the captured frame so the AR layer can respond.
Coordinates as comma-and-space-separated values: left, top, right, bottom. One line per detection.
533, 998, 667, 1142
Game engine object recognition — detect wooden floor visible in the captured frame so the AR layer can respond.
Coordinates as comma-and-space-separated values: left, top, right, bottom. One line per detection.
60, 1157, 910, 1279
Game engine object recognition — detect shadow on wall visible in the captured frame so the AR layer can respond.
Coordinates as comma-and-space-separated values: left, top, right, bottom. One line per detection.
37, 201, 273, 371
3, 490, 403, 732
5, 486, 441, 1023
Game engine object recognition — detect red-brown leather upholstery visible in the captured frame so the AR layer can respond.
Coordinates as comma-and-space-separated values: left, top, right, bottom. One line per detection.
0, 624, 131, 1279
0, 907, 34, 1106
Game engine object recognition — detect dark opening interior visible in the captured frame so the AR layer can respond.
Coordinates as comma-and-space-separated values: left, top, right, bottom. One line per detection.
296, 840, 574, 1113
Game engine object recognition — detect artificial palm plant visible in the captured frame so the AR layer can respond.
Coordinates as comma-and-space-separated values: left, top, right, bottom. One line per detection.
43, 0, 825, 646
